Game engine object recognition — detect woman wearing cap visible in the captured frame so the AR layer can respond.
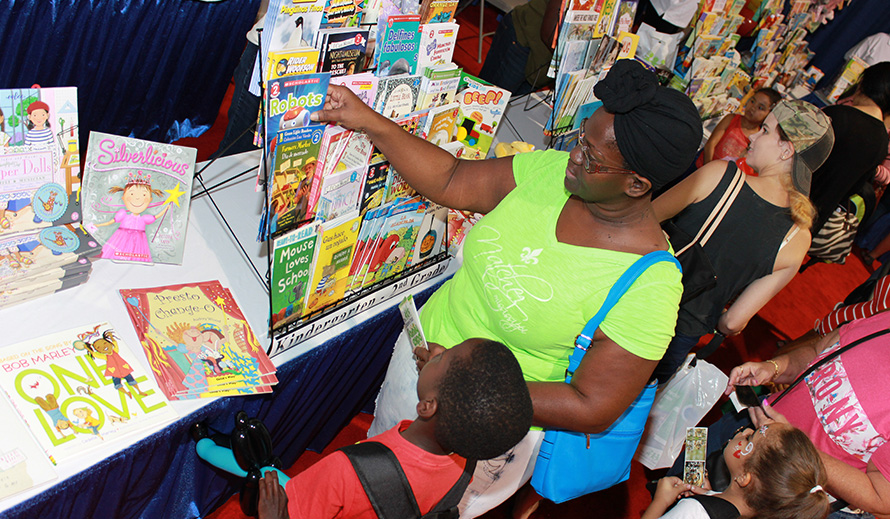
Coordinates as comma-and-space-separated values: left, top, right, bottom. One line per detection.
652, 100, 834, 383
312, 59, 702, 517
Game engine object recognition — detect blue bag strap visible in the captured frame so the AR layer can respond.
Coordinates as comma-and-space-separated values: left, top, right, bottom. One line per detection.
565, 250, 681, 382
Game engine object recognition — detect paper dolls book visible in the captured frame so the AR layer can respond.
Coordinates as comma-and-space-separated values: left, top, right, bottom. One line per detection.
81, 132, 196, 265
0, 391, 57, 500
0, 224, 100, 288
304, 212, 362, 312
0, 86, 81, 238
119, 281, 278, 400
271, 224, 319, 330
0, 322, 179, 465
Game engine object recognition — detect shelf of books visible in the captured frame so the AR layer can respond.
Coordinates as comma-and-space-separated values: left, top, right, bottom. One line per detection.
248, 0, 513, 357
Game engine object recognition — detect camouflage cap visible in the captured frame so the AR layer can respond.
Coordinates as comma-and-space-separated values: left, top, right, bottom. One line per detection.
771, 99, 834, 197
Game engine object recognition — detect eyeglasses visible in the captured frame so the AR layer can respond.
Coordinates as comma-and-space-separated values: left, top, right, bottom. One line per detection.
577, 118, 637, 176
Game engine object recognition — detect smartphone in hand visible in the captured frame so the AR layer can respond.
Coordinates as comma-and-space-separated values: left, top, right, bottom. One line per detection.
729, 385, 760, 412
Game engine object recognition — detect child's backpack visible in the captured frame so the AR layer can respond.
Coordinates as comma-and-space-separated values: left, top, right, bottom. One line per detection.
341, 441, 476, 519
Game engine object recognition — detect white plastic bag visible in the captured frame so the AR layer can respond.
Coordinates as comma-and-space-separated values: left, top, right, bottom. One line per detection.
636, 23, 685, 71
635, 354, 728, 470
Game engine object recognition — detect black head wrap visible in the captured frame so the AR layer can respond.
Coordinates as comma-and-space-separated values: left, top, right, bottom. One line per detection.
593, 60, 702, 190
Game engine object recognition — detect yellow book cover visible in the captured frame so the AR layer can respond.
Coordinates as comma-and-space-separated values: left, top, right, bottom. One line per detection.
266, 47, 322, 82
593, 0, 618, 38
304, 213, 362, 312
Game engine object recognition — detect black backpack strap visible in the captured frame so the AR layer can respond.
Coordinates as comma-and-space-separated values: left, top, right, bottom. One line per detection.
341, 441, 421, 519
688, 494, 740, 519
422, 459, 477, 518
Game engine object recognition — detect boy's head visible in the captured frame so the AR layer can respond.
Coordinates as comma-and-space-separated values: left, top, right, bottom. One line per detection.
743, 88, 782, 125
416, 338, 532, 460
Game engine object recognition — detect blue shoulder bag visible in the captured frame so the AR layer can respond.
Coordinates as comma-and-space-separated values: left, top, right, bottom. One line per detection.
530, 250, 681, 503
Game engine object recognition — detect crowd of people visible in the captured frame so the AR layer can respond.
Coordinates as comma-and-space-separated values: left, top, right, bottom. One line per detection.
196, 57, 890, 519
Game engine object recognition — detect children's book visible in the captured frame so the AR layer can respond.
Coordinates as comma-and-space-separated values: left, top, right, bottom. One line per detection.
616, 31, 639, 60
81, 132, 196, 265
0, 391, 57, 499
362, 198, 426, 286
417, 23, 459, 68
593, 0, 619, 38
0, 269, 91, 310
330, 72, 380, 107
0, 86, 81, 237
265, 73, 330, 159
266, 47, 322, 82
398, 294, 428, 350
0, 322, 179, 465
375, 14, 423, 77
251, 0, 329, 95
415, 64, 462, 110
375, 74, 423, 119
455, 74, 511, 157
315, 165, 367, 223
320, 0, 367, 27
419, 0, 459, 23
119, 281, 278, 400
266, 125, 325, 238
345, 205, 389, 293
271, 224, 319, 330
0, 224, 100, 288
383, 167, 417, 204
408, 203, 447, 266
420, 102, 460, 145
304, 212, 362, 312
318, 28, 370, 76
360, 161, 390, 216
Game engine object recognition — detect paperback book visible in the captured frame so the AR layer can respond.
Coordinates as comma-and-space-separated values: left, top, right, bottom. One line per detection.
320, 0, 367, 27
0, 322, 179, 465
271, 224, 319, 330
119, 281, 278, 400
330, 72, 379, 107
361, 198, 427, 287
455, 74, 511, 157
318, 28, 369, 76
375, 74, 423, 119
266, 47, 322, 82
0, 86, 81, 237
419, 0, 459, 23
265, 73, 330, 159
81, 132, 197, 265
417, 23, 459, 68
304, 212, 362, 312
375, 14, 422, 77
266, 125, 325, 238
0, 224, 100, 288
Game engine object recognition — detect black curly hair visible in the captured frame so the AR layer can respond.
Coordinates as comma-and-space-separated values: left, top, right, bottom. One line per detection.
434, 339, 533, 460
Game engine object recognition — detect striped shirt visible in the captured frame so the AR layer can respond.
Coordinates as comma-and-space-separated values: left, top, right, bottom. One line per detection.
816, 275, 890, 335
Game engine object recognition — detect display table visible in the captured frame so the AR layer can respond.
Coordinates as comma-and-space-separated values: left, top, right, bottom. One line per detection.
0, 150, 456, 519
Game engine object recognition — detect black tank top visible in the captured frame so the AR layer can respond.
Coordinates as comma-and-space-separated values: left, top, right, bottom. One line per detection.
673, 163, 794, 336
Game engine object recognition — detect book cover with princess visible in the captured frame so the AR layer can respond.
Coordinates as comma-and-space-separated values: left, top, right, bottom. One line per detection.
0, 391, 57, 500
0, 322, 178, 465
0, 87, 81, 238
119, 281, 278, 400
81, 132, 196, 265
304, 212, 362, 312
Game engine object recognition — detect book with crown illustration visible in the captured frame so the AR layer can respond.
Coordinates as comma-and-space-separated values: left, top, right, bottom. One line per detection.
81, 132, 197, 265
119, 281, 278, 400
0, 86, 82, 238
0, 322, 179, 465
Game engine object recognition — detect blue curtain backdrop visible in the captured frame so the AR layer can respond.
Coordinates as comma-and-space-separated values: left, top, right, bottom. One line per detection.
806, 0, 890, 90
0, 0, 260, 147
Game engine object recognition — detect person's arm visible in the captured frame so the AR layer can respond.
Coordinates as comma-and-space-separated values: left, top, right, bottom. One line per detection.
651, 160, 727, 222
716, 227, 811, 336
725, 328, 839, 392
701, 115, 733, 164
527, 331, 658, 433
311, 85, 517, 214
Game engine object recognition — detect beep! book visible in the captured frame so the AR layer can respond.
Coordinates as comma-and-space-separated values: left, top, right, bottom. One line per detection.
0, 322, 179, 465
119, 281, 278, 400
81, 132, 196, 265
0, 86, 81, 238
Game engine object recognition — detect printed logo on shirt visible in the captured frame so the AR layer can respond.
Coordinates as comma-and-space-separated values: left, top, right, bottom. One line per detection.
806, 347, 886, 462
472, 226, 554, 334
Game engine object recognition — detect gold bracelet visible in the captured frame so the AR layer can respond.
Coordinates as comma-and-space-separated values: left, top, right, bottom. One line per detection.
766, 359, 781, 380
